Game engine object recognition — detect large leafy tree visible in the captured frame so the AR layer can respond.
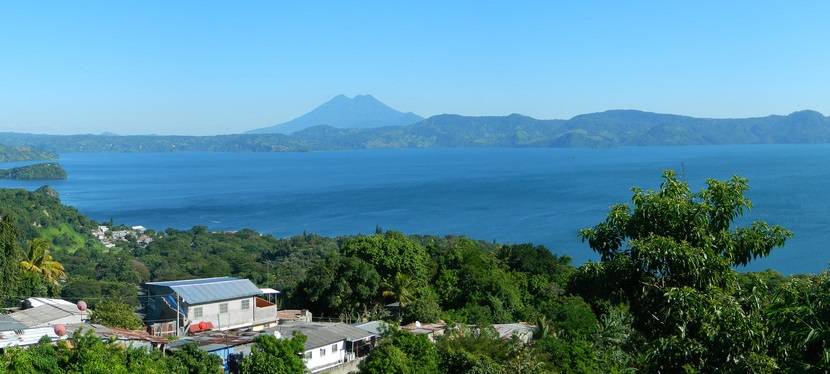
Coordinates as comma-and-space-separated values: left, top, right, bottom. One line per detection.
382, 273, 417, 309
0, 214, 22, 306
240, 333, 308, 374
89, 300, 144, 330
765, 273, 830, 371
360, 328, 439, 374
573, 170, 791, 372
168, 343, 224, 374
342, 231, 430, 282
295, 255, 380, 320
20, 238, 66, 285
430, 238, 527, 324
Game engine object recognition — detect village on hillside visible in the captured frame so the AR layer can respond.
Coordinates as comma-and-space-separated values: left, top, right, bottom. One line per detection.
0, 276, 536, 373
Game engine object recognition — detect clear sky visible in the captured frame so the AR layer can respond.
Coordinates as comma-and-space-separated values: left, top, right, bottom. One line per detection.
1, 1, 828, 135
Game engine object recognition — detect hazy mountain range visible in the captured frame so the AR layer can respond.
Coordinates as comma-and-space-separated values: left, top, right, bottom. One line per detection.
0, 96, 828, 153
247, 94, 423, 134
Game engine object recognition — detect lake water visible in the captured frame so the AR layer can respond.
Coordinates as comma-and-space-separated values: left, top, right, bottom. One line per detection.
1, 145, 828, 274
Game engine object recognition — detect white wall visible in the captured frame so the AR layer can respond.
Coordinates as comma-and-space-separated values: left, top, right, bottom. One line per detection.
186, 297, 257, 330
303, 340, 346, 373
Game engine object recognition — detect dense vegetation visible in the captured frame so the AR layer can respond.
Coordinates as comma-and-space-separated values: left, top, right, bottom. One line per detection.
0, 144, 56, 162
0, 163, 67, 180
1, 330, 223, 373
2, 170, 830, 372
2, 109, 829, 153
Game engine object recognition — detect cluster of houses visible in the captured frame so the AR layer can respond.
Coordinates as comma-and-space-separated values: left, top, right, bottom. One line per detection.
91, 225, 154, 248
0, 276, 536, 373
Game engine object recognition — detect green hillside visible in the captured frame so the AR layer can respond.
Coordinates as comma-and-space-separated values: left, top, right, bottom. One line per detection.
1, 109, 828, 153
0, 186, 101, 253
0, 144, 57, 162
0, 162, 67, 180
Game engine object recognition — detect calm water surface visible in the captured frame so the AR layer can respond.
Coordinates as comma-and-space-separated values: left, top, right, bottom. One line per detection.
1, 145, 828, 273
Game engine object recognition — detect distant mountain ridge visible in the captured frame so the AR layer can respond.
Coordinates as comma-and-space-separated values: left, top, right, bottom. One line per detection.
1, 109, 828, 153
247, 94, 423, 134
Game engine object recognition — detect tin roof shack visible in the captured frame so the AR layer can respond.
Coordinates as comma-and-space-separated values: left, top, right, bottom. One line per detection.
277, 309, 313, 323
492, 322, 537, 344
266, 322, 377, 373
65, 323, 170, 350
0, 315, 66, 349
8, 299, 87, 328
142, 277, 278, 337
353, 321, 389, 336
166, 328, 262, 372
400, 321, 447, 342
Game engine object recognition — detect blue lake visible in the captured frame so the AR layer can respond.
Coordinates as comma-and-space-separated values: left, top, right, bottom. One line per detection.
1, 145, 828, 274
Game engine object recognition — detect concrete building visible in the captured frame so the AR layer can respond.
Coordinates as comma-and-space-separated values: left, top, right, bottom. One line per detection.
142, 277, 278, 336
267, 322, 377, 373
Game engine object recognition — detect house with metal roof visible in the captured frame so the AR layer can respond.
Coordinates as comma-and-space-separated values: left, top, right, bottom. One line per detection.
0, 315, 66, 350
265, 322, 378, 373
8, 301, 87, 328
142, 277, 279, 336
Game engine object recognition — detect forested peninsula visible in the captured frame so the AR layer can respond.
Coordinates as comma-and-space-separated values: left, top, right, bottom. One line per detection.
0, 162, 67, 180
0, 144, 57, 162
0, 172, 828, 372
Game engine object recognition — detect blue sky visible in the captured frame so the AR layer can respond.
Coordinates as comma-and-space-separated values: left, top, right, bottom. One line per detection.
1, 1, 828, 135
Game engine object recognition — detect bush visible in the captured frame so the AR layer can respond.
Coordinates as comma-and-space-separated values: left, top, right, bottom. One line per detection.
240, 333, 307, 374
89, 300, 143, 330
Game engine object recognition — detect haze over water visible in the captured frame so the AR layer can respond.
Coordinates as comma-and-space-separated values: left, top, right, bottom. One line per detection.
2, 145, 827, 274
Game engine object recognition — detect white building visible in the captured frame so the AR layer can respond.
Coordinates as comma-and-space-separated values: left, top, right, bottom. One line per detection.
267, 322, 377, 373
142, 277, 279, 336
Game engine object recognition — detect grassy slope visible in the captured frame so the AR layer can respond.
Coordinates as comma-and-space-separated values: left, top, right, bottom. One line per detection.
0, 187, 104, 253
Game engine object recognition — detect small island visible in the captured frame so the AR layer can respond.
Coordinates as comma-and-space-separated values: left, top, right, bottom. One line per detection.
0, 162, 67, 180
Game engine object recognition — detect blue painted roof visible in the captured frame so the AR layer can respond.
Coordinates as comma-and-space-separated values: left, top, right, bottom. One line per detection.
147, 277, 262, 305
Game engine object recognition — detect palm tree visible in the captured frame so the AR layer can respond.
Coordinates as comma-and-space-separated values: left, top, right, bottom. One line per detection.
381, 273, 418, 320
20, 238, 66, 285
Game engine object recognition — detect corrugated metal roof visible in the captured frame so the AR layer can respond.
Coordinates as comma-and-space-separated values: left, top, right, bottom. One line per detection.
492, 323, 536, 340
8, 304, 84, 328
0, 326, 62, 348
354, 321, 388, 336
0, 315, 26, 332
147, 277, 263, 305
268, 322, 374, 350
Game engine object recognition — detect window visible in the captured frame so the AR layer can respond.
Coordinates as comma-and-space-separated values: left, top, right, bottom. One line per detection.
241, 299, 250, 310
303, 352, 312, 360
320, 348, 326, 357
331, 343, 338, 352
219, 303, 228, 314
193, 307, 203, 318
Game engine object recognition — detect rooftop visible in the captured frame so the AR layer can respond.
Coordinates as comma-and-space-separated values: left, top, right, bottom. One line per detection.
401, 321, 446, 335
266, 322, 374, 351
146, 277, 263, 305
492, 322, 536, 340
9, 303, 84, 328
66, 323, 170, 345
354, 321, 389, 336
0, 315, 26, 332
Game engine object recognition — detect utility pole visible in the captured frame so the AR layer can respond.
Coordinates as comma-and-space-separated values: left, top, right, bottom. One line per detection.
176, 293, 181, 337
